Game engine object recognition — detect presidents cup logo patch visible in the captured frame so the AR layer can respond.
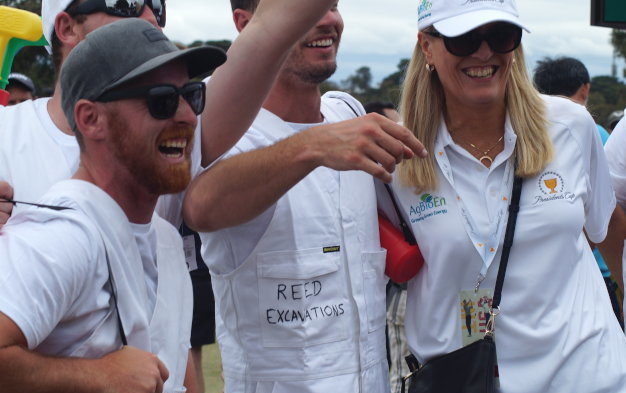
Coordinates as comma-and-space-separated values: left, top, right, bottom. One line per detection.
408, 193, 448, 223
538, 171, 563, 195
534, 171, 575, 205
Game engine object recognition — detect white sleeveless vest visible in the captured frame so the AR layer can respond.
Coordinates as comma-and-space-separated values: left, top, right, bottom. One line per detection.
207, 93, 388, 384
42, 180, 193, 393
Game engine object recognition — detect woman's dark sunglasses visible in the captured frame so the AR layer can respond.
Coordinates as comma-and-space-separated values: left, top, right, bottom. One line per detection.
68, 0, 166, 27
426, 23, 522, 57
97, 82, 206, 120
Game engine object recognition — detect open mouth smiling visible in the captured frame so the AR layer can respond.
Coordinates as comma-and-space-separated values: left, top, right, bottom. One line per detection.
158, 138, 188, 159
306, 38, 334, 48
463, 65, 498, 79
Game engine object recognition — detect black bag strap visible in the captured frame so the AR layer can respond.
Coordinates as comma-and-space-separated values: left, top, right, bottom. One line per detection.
103, 243, 128, 346
334, 95, 362, 118
383, 183, 417, 245
491, 174, 523, 309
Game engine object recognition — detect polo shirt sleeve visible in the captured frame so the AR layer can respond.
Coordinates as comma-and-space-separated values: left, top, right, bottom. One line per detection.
581, 112, 616, 243
0, 215, 96, 349
605, 118, 626, 212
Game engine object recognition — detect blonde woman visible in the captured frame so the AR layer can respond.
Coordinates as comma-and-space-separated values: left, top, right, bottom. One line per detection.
380, 0, 626, 391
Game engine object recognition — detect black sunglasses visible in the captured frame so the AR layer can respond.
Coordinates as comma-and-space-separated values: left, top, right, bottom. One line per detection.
97, 82, 206, 120
426, 23, 522, 57
68, 0, 166, 27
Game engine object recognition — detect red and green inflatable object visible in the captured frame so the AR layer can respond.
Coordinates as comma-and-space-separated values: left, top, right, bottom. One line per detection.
0, 6, 47, 106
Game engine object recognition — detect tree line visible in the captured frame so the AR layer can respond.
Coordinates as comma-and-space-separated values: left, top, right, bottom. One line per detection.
5, 0, 626, 128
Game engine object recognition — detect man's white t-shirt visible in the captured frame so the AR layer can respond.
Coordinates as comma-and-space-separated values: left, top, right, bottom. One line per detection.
0, 193, 108, 355
0, 179, 193, 393
130, 221, 158, 317
37, 98, 81, 174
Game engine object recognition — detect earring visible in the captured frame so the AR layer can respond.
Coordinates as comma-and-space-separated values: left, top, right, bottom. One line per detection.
425, 63, 435, 72
512, 58, 517, 64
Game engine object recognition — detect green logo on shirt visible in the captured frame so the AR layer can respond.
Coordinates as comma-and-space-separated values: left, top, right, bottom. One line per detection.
409, 194, 448, 223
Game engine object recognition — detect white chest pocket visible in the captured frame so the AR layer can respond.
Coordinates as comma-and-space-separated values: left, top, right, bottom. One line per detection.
257, 248, 350, 348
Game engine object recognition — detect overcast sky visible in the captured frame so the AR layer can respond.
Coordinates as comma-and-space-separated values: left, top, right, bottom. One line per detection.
163, 0, 624, 86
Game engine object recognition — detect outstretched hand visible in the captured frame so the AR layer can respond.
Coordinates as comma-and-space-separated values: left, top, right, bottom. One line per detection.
301, 113, 427, 183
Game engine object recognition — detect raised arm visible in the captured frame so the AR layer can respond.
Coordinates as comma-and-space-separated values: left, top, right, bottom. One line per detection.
200, 0, 340, 165
185, 114, 427, 232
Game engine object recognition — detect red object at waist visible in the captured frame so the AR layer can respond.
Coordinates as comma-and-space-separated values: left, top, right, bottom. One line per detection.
379, 213, 424, 283
0, 90, 8, 106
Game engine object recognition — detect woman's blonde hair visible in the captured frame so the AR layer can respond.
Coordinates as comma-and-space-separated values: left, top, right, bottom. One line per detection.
398, 40, 553, 192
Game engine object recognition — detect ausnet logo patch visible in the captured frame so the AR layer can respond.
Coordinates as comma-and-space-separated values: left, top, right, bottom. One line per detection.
461, 0, 505, 6
418, 0, 432, 21
409, 193, 448, 223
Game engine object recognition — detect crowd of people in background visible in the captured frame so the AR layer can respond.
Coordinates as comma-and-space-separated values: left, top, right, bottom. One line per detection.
1, 1, 626, 393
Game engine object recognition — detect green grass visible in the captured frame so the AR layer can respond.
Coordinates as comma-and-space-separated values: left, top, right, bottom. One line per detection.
201, 343, 224, 393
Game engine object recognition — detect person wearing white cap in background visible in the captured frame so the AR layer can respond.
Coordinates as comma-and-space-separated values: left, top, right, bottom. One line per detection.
378, 0, 626, 391
6, 73, 36, 105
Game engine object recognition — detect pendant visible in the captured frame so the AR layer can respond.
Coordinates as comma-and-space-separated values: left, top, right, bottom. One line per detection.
479, 155, 493, 166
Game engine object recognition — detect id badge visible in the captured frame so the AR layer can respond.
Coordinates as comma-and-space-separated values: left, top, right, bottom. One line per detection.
459, 289, 494, 347
183, 235, 198, 271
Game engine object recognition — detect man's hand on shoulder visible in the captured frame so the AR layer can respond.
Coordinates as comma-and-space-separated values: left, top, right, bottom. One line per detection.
0, 181, 13, 228
299, 113, 428, 183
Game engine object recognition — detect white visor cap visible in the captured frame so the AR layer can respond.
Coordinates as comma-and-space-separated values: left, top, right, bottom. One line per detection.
418, 0, 530, 37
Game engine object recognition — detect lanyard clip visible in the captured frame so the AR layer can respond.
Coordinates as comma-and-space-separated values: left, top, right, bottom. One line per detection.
474, 274, 486, 293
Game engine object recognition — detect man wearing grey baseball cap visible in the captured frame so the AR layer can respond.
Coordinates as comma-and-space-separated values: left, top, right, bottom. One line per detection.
0, 18, 225, 393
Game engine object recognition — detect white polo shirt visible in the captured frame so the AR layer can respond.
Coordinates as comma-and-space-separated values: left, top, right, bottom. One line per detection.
380, 95, 626, 393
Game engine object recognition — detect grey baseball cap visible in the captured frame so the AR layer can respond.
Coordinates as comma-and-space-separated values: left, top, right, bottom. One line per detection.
60, 18, 226, 132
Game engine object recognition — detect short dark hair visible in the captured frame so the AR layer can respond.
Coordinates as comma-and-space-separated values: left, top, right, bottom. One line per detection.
364, 101, 395, 116
533, 56, 590, 97
230, 0, 259, 12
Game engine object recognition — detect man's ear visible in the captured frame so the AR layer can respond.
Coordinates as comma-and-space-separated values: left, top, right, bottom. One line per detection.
233, 9, 253, 33
580, 82, 590, 102
54, 11, 84, 50
74, 100, 107, 142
